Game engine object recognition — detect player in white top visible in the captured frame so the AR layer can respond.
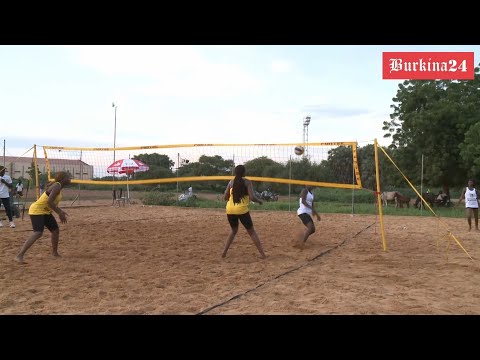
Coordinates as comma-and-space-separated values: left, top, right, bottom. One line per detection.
458, 179, 480, 231
296, 185, 321, 246
16, 180, 24, 197
0, 165, 15, 228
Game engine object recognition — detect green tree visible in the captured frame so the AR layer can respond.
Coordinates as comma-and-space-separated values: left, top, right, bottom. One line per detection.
458, 67, 480, 181
26, 162, 47, 185
382, 63, 480, 196
244, 157, 284, 192
324, 146, 354, 185
459, 122, 480, 180
132, 153, 175, 183
180, 155, 234, 177
177, 155, 234, 192
133, 153, 174, 170
357, 144, 402, 191
27, 162, 38, 183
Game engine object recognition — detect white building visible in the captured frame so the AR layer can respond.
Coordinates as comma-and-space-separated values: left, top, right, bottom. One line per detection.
2, 156, 93, 180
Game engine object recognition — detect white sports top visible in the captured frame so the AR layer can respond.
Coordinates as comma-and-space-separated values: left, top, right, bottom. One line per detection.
465, 187, 478, 208
297, 190, 314, 215
0, 174, 12, 198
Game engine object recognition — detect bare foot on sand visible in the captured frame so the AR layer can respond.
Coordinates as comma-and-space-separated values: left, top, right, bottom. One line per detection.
14, 256, 26, 264
52, 252, 61, 258
293, 241, 305, 249
292, 230, 305, 248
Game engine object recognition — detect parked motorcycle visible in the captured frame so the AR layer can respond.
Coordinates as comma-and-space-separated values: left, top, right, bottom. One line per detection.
260, 190, 279, 202
179, 187, 197, 201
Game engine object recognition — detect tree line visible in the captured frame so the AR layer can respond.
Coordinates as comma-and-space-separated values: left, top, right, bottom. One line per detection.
24, 62, 480, 198
115, 147, 397, 195
382, 62, 480, 197
129, 62, 480, 197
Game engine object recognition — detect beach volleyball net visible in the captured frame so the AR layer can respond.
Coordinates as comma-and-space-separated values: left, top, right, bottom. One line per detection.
41, 142, 363, 189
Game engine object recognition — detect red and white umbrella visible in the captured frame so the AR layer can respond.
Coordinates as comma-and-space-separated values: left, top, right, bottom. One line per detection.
107, 159, 149, 175
107, 159, 149, 201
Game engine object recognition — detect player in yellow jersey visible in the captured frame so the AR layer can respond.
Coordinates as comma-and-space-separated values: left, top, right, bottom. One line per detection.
223, 165, 266, 259
15, 171, 71, 264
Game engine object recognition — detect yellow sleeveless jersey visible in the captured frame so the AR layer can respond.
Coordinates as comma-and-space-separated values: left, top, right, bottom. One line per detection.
226, 188, 250, 215
29, 183, 63, 215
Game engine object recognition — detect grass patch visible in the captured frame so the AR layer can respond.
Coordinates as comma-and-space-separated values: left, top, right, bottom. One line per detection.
141, 191, 466, 218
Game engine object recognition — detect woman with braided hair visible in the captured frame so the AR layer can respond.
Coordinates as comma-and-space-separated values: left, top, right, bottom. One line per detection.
222, 165, 266, 259
15, 171, 71, 264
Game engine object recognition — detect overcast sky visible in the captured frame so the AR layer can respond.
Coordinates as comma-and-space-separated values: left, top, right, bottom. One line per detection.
1, 45, 479, 158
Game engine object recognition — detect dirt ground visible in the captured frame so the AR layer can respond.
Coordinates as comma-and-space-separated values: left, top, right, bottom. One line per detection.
1, 202, 479, 314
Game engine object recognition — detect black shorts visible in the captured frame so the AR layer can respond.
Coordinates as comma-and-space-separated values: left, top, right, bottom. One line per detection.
298, 213, 313, 225
227, 212, 253, 230
30, 214, 59, 232
17, 191, 23, 196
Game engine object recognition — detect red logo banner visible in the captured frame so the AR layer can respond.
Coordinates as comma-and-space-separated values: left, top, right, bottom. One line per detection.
383, 52, 474, 80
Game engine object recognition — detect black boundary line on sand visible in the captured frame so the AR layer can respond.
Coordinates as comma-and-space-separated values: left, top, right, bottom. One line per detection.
196, 222, 376, 315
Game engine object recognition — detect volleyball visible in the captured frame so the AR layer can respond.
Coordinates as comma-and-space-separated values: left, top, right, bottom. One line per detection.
294, 146, 304, 156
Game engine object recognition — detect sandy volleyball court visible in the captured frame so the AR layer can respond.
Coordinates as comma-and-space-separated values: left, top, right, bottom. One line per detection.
1, 203, 479, 314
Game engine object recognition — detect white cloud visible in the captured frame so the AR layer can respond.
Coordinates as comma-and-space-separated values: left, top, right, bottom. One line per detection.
66, 45, 261, 98
307, 111, 391, 146
271, 60, 292, 73
304, 95, 329, 106
3, 46, 411, 158
66, 45, 202, 77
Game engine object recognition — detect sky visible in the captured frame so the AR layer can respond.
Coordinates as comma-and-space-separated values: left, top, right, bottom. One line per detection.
1, 45, 479, 158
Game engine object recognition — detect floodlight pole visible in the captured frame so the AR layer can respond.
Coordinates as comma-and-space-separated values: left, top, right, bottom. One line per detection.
303, 115, 311, 158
